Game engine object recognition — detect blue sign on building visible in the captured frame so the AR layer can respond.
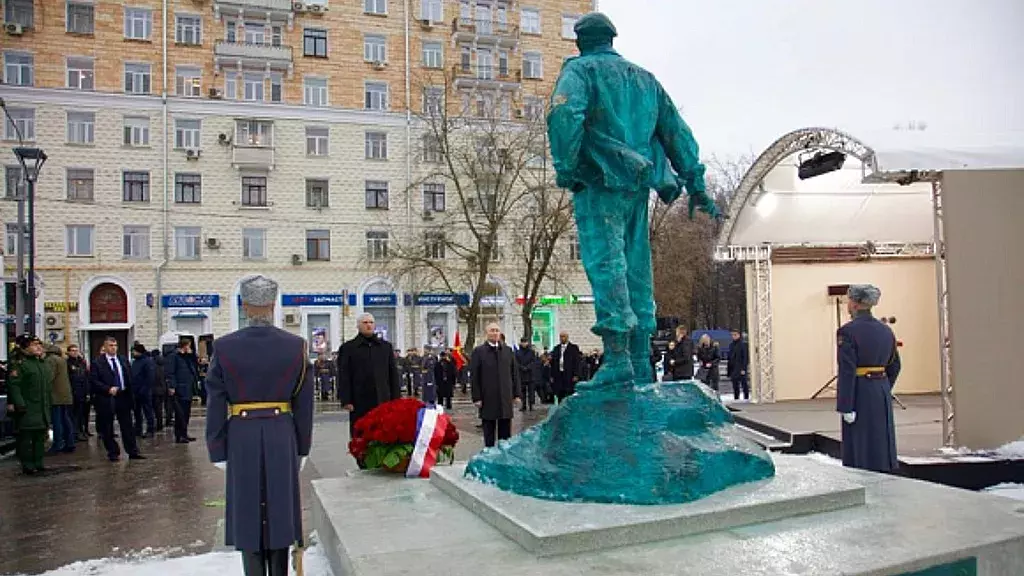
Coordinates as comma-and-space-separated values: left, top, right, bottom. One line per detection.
414, 293, 471, 306
161, 294, 221, 308
281, 294, 346, 307
363, 293, 398, 307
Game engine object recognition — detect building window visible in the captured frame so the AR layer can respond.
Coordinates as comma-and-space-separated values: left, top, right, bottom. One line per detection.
5, 223, 29, 255
241, 176, 267, 207
66, 168, 94, 201
304, 28, 327, 57
244, 73, 264, 101
270, 73, 283, 103
66, 57, 94, 90
175, 66, 202, 97
422, 41, 442, 69
3, 108, 34, 141
364, 180, 389, 210
305, 179, 329, 208
123, 225, 150, 260
224, 75, 237, 100
420, 0, 441, 22
4, 165, 22, 199
237, 120, 273, 146
175, 15, 201, 44
523, 51, 543, 79
6, 0, 33, 27
242, 228, 266, 260
569, 235, 581, 260
174, 118, 201, 149
241, 22, 282, 46
524, 97, 544, 121
364, 0, 386, 15
66, 1, 93, 33
66, 111, 95, 145
366, 231, 389, 261
123, 116, 150, 146
364, 81, 388, 111
423, 183, 445, 212
422, 134, 441, 163
124, 8, 153, 40
561, 15, 578, 39
3, 52, 33, 86
174, 227, 201, 260
365, 131, 387, 160
303, 77, 328, 107
306, 230, 330, 261
422, 86, 443, 115
174, 173, 201, 203
520, 7, 540, 34
305, 127, 329, 156
364, 34, 386, 62
66, 225, 94, 257
425, 231, 445, 260
123, 171, 150, 202
124, 62, 152, 94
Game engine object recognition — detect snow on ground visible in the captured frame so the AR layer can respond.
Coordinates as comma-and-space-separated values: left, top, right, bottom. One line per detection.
994, 437, 1024, 459
937, 436, 1024, 460
982, 483, 1024, 502
29, 535, 333, 576
802, 452, 842, 466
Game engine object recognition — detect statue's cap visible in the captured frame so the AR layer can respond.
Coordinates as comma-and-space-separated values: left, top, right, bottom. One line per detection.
240, 275, 278, 306
574, 12, 617, 40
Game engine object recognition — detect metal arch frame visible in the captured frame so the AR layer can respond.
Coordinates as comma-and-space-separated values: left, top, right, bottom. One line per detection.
718, 127, 878, 246
751, 246, 774, 403
930, 180, 955, 446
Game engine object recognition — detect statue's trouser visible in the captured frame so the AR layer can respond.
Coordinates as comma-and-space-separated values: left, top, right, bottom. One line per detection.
241, 548, 289, 576
572, 185, 656, 387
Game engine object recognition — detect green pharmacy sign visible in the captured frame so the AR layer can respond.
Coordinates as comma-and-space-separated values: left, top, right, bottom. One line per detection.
899, 557, 976, 576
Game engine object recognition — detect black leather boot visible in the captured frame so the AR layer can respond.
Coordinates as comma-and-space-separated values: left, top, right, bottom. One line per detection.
241, 550, 266, 576
267, 548, 289, 576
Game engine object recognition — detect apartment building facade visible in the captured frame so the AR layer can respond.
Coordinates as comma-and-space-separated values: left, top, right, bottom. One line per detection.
0, 0, 599, 358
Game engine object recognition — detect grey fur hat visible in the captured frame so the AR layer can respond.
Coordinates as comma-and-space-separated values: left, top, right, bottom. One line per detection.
240, 275, 278, 307
847, 284, 881, 306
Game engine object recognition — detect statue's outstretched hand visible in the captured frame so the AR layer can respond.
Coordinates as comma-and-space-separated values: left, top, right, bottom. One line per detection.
687, 190, 720, 220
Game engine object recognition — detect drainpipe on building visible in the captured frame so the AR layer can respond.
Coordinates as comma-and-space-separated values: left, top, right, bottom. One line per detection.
404, 0, 417, 348
155, 0, 170, 340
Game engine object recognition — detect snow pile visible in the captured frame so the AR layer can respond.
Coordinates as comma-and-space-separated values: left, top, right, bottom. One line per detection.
982, 483, 1024, 502
802, 452, 842, 467
994, 437, 1024, 460
31, 535, 333, 576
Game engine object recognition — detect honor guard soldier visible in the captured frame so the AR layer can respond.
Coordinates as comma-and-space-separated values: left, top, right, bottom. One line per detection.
836, 284, 902, 473
205, 275, 314, 576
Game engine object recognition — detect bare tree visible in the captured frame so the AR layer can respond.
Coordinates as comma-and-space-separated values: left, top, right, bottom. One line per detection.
379, 70, 551, 349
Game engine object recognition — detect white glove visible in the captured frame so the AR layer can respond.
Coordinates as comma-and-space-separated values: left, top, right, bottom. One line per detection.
300, 457, 308, 471
842, 412, 856, 424
214, 461, 227, 471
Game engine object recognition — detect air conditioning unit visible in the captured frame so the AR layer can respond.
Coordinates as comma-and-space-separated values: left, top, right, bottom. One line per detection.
44, 313, 64, 329
47, 329, 66, 343
217, 133, 232, 145
423, 210, 434, 220
208, 87, 223, 99
185, 148, 201, 159
309, 4, 324, 12
4, 23, 24, 35
514, 108, 523, 119
284, 313, 300, 325
291, 253, 302, 265
420, 18, 433, 28
372, 60, 386, 70
292, 1, 305, 10
205, 237, 221, 249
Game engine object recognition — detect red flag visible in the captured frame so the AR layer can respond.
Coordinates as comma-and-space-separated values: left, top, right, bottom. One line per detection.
453, 330, 467, 371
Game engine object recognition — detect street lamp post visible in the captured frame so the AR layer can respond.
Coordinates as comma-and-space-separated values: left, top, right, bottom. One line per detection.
13, 147, 47, 336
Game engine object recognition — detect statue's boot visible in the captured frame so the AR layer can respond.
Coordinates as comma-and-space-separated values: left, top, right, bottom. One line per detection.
629, 329, 654, 384
267, 548, 289, 576
577, 332, 634, 391
241, 550, 267, 576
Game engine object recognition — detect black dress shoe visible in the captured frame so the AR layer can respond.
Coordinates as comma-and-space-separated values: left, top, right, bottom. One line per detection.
241, 550, 266, 576
186, 436, 197, 442
175, 438, 190, 444
109, 456, 120, 462
266, 548, 289, 576
21, 468, 37, 476
129, 454, 147, 460
138, 433, 150, 439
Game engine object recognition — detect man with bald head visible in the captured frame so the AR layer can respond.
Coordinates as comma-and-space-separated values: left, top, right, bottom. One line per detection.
470, 323, 521, 447
836, 284, 902, 473
337, 312, 401, 463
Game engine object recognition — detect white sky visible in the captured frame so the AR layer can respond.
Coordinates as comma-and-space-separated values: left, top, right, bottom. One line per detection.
599, 0, 1024, 159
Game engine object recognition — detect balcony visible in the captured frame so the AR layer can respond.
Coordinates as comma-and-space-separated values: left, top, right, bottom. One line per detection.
452, 17, 519, 47
452, 64, 521, 91
215, 40, 293, 74
232, 145, 275, 171
213, 0, 295, 25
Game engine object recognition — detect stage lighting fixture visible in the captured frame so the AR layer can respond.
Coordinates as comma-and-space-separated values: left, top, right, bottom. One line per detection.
798, 150, 846, 180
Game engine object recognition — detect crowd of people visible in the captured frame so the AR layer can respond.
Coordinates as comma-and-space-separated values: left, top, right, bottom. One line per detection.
4, 333, 207, 475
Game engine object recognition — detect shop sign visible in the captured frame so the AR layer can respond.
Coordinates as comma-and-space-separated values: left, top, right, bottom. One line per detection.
571, 295, 595, 304
162, 294, 221, 308
414, 293, 470, 306
44, 301, 79, 312
363, 293, 398, 307
281, 294, 347, 307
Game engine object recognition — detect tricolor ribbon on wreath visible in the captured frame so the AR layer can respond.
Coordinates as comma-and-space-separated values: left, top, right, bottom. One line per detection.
406, 406, 451, 478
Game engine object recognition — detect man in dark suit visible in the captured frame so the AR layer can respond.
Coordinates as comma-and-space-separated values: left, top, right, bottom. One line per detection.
471, 323, 521, 447
90, 335, 145, 462
206, 275, 314, 576
727, 329, 750, 400
549, 331, 582, 402
337, 313, 401, 466
166, 338, 199, 443
514, 337, 540, 412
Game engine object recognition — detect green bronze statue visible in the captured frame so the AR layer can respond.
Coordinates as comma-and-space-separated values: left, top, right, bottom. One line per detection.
548, 12, 720, 387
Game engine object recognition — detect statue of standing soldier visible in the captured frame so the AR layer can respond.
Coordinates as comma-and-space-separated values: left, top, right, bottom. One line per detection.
547, 12, 719, 388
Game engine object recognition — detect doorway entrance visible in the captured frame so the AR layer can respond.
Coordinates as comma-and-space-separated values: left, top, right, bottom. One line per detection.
85, 282, 131, 358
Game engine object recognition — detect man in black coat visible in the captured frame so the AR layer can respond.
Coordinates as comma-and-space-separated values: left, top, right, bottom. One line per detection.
205, 275, 314, 576
66, 344, 91, 440
549, 332, 581, 402
337, 313, 402, 465
667, 325, 695, 381
90, 336, 145, 462
514, 337, 540, 412
150, 350, 167, 432
130, 343, 156, 437
166, 339, 200, 444
727, 329, 750, 400
471, 323, 521, 447
433, 351, 457, 410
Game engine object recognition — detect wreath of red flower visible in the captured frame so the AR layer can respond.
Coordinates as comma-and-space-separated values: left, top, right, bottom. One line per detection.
348, 398, 460, 463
